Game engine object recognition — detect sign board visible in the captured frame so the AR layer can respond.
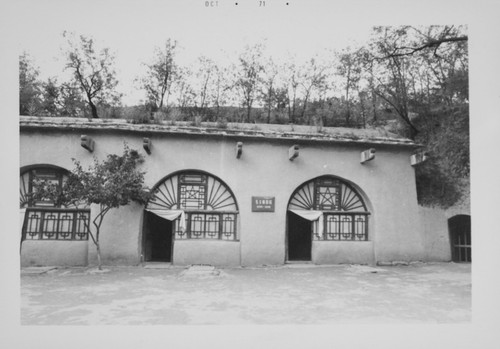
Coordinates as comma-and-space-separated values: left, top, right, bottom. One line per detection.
252, 196, 275, 212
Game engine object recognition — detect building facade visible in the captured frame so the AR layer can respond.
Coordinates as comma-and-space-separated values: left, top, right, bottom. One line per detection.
20, 116, 462, 267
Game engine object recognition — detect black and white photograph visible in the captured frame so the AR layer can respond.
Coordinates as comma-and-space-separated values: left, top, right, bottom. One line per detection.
2, 0, 500, 347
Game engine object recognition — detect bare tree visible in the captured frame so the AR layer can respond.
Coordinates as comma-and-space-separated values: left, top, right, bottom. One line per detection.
174, 66, 196, 114
368, 27, 420, 137
63, 32, 120, 119
260, 57, 279, 123
379, 25, 468, 59
19, 52, 42, 116
335, 48, 363, 125
57, 82, 86, 117
235, 44, 265, 122
139, 39, 179, 112
211, 64, 231, 119
282, 61, 300, 123
193, 56, 217, 115
298, 57, 328, 123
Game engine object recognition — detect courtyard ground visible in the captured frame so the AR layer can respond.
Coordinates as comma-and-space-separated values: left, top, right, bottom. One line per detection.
21, 262, 470, 325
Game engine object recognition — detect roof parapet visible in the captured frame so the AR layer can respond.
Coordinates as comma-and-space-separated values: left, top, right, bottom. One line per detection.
19, 116, 420, 148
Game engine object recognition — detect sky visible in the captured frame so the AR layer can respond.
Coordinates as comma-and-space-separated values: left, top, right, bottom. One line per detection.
14, 0, 384, 105
10, 0, 487, 106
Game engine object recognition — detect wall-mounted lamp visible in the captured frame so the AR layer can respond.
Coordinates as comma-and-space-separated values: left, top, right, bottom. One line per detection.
289, 144, 299, 161
360, 148, 376, 164
80, 135, 94, 152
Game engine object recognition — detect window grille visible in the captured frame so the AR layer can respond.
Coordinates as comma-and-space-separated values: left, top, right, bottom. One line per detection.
148, 171, 239, 241
173, 212, 238, 240
22, 208, 90, 241
315, 178, 340, 210
20, 168, 67, 208
148, 172, 238, 212
322, 213, 368, 241
289, 176, 369, 241
289, 177, 367, 212
21, 167, 91, 242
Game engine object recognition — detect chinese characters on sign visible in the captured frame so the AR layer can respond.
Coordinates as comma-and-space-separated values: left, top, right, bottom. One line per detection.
252, 196, 275, 212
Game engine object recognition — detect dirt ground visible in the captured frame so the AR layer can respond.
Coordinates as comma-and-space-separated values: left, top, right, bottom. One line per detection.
21, 262, 471, 325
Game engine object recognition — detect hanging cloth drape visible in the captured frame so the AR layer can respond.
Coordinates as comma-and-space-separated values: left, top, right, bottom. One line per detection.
146, 209, 186, 232
289, 209, 324, 240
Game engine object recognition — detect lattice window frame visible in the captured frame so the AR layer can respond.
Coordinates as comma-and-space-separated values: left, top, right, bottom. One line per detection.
147, 171, 239, 241
22, 208, 90, 241
288, 176, 370, 241
20, 168, 67, 208
322, 212, 369, 241
288, 176, 368, 212
178, 174, 208, 210
173, 212, 238, 241
314, 177, 341, 211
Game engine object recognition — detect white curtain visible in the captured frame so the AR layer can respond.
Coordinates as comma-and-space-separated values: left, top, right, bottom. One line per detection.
146, 209, 186, 232
289, 209, 324, 239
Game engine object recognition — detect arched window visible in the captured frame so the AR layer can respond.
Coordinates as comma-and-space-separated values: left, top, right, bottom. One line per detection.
20, 166, 90, 241
20, 166, 68, 208
146, 171, 239, 240
288, 176, 370, 241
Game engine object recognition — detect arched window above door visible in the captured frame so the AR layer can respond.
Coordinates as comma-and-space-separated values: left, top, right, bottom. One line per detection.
288, 176, 370, 241
288, 176, 367, 212
146, 171, 239, 241
147, 171, 238, 212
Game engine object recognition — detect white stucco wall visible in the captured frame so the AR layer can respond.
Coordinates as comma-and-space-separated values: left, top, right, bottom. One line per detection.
312, 241, 374, 265
20, 124, 425, 266
87, 202, 144, 266
21, 240, 88, 267
418, 206, 452, 261
417, 190, 471, 263
173, 240, 240, 266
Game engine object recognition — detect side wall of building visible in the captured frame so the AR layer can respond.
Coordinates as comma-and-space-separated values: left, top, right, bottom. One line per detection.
20, 129, 423, 267
418, 206, 452, 261
417, 183, 471, 262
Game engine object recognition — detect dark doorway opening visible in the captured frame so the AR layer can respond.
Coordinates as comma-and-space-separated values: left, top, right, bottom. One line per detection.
143, 211, 173, 262
287, 211, 312, 261
448, 215, 471, 263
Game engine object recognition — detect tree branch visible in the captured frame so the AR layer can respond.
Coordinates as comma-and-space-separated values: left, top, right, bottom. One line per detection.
384, 36, 468, 58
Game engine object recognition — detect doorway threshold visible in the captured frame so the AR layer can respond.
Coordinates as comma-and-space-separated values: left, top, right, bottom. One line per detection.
143, 262, 173, 269
285, 261, 316, 268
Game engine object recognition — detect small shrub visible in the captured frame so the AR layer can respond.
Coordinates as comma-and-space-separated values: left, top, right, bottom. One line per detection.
123, 105, 153, 124
153, 110, 168, 124
190, 115, 203, 127
313, 116, 324, 133
165, 108, 181, 123
216, 117, 228, 129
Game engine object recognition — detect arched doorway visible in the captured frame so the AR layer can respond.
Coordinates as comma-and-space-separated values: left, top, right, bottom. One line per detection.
142, 170, 239, 263
286, 175, 370, 262
448, 215, 471, 262
142, 210, 173, 262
